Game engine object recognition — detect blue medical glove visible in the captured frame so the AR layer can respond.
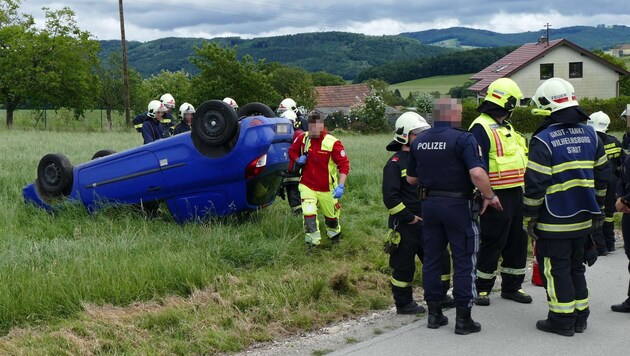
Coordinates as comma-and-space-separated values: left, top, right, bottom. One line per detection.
333, 184, 344, 199
297, 155, 307, 165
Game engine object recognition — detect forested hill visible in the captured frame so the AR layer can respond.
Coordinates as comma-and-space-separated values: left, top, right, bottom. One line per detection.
99, 32, 454, 80
401, 25, 630, 49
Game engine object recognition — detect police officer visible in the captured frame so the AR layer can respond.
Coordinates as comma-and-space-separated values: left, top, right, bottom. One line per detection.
142, 100, 168, 144
383, 112, 454, 314
159, 93, 177, 137
288, 112, 350, 248
524, 78, 611, 336
469, 78, 531, 306
612, 154, 630, 313
587, 111, 624, 254
407, 97, 502, 335
173, 102, 195, 135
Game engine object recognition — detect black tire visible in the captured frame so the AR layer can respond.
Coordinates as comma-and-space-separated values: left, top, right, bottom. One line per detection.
192, 100, 238, 147
237, 102, 275, 118
37, 153, 73, 197
91, 149, 116, 160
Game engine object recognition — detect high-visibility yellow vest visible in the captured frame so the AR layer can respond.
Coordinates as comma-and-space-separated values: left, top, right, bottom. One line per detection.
469, 114, 528, 189
302, 132, 340, 190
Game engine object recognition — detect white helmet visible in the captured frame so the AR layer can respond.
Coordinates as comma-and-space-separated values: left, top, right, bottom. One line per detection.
147, 100, 167, 118
222, 97, 238, 110
179, 102, 195, 118
587, 111, 611, 133
531, 78, 579, 114
160, 93, 176, 109
277, 98, 298, 114
280, 109, 297, 123
394, 112, 431, 144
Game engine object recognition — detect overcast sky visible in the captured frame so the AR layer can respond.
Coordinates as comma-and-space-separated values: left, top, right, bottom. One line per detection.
19, 0, 630, 41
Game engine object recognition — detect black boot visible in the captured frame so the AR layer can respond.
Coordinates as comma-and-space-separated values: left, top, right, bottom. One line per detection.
427, 301, 448, 329
455, 307, 481, 335
396, 301, 426, 315
536, 319, 574, 337
441, 294, 456, 309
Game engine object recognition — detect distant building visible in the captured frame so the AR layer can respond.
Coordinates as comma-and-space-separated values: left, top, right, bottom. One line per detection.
313, 84, 401, 126
610, 44, 630, 57
469, 38, 629, 101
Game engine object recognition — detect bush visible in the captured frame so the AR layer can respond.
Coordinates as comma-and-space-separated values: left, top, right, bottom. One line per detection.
348, 88, 388, 133
462, 96, 630, 133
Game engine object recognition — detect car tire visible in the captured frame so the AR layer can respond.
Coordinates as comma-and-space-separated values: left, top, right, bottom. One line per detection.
37, 153, 73, 197
237, 102, 275, 118
91, 149, 116, 160
192, 100, 238, 147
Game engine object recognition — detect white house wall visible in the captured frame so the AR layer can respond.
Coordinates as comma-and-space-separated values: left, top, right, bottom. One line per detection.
509, 45, 621, 100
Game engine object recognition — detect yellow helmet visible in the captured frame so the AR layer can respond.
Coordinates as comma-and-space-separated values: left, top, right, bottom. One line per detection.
484, 78, 523, 112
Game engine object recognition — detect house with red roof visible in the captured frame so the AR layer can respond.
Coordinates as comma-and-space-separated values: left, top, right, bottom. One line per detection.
313, 84, 401, 125
469, 38, 629, 102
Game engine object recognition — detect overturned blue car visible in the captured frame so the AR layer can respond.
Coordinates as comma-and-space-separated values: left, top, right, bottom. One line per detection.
23, 101, 293, 223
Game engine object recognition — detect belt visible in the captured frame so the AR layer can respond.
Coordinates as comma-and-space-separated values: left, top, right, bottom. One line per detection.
426, 190, 473, 200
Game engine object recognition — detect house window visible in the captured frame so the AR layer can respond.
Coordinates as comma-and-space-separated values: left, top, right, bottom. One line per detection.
569, 62, 583, 78
540, 63, 554, 79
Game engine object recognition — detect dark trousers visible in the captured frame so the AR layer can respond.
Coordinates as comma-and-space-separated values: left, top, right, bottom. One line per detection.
285, 182, 302, 213
390, 222, 451, 307
536, 236, 589, 327
476, 187, 527, 293
422, 197, 478, 309
621, 214, 630, 302
601, 177, 618, 250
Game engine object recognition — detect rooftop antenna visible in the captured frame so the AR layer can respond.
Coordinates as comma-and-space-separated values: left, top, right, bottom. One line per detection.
544, 22, 551, 46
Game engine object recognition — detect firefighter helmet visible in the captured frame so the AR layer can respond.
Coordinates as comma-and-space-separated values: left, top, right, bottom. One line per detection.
280, 109, 297, 123
587, 111, 611, 133
147, 100, 167, 118
277, 98, 298, 114
179, 102, 195, 118
394, 112, 430, 144
223, 97, 238, 110
531, 77, 579, 114
160, 93, 176, 109
484, 78, 523, 112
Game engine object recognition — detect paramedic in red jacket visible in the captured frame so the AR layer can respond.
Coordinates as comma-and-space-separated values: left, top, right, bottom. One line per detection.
289, 112, 350, 247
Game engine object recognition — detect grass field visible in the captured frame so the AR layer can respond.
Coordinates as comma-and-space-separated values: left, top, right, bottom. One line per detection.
388, 74, 474, 97
0, 109, 130, 132
0, 128, 400, 354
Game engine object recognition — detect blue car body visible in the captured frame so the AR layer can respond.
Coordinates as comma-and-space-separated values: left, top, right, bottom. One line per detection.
23, 115, 293, 223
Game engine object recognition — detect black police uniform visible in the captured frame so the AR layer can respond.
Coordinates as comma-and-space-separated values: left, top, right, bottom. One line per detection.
142, 118, 166, 144
592, 132, 624, 253
614, 156, 630, 309
524, 108, 611, 333
382, 146, 452, 310
173, 121, 191, 135
407, 127, 485, 309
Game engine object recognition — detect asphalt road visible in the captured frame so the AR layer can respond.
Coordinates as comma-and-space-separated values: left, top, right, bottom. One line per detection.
332, 248, 630, 356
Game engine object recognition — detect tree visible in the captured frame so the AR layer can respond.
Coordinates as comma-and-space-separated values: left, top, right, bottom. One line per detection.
448, 80, 478, 99
348, 88, 388, 133
0, 2, 99, 128
141, 70, 193, 112
268, 66, 317, 110
311, 71, 346, 86
190, 42, 280, 107
406, 92, 434, 113
97, 52, 142, 129
361, 78, 403, 107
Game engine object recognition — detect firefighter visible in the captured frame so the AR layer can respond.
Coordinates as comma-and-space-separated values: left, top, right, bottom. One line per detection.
279, 109, 305, 214
142, 100, 168, 144
278, 98, 308, 131
469, 78, 532, 306
612, 154, 630, 313
159, 93, 177, 137
524, 78, 611, 336
223, 97, 239, 112
407, 97, 502, 335
173, 102, 195, 135
383, 112, 454, 314
288, 112, 349, 248
587, 111, 624, 255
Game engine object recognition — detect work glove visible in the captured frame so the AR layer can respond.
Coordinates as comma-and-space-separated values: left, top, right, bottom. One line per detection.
333, 184, 344, 199
592, 213, 605, 229
523, 216, 538, 240
297, 155, 307, 165
584, 234, 598, 267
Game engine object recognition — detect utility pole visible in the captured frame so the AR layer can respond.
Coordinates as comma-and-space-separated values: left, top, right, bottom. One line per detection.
544, 22, 552, 46
118, 0, 131, 128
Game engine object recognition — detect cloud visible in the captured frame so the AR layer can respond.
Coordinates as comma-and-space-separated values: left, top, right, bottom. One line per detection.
15, 0, 630, 42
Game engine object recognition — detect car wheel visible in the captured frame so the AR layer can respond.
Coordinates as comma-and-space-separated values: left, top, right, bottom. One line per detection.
192, 100, 238, 147
91, 149, 116, 160
237, 102, 275, 118
37, 153, 73, 197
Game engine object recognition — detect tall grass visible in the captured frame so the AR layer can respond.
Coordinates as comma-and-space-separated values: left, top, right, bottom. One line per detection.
0, 130, 395, 353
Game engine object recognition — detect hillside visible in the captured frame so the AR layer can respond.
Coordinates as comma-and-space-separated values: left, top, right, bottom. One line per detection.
401, 25, 630, 50
99, 32, 454, 80
389, 74, 474, 97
